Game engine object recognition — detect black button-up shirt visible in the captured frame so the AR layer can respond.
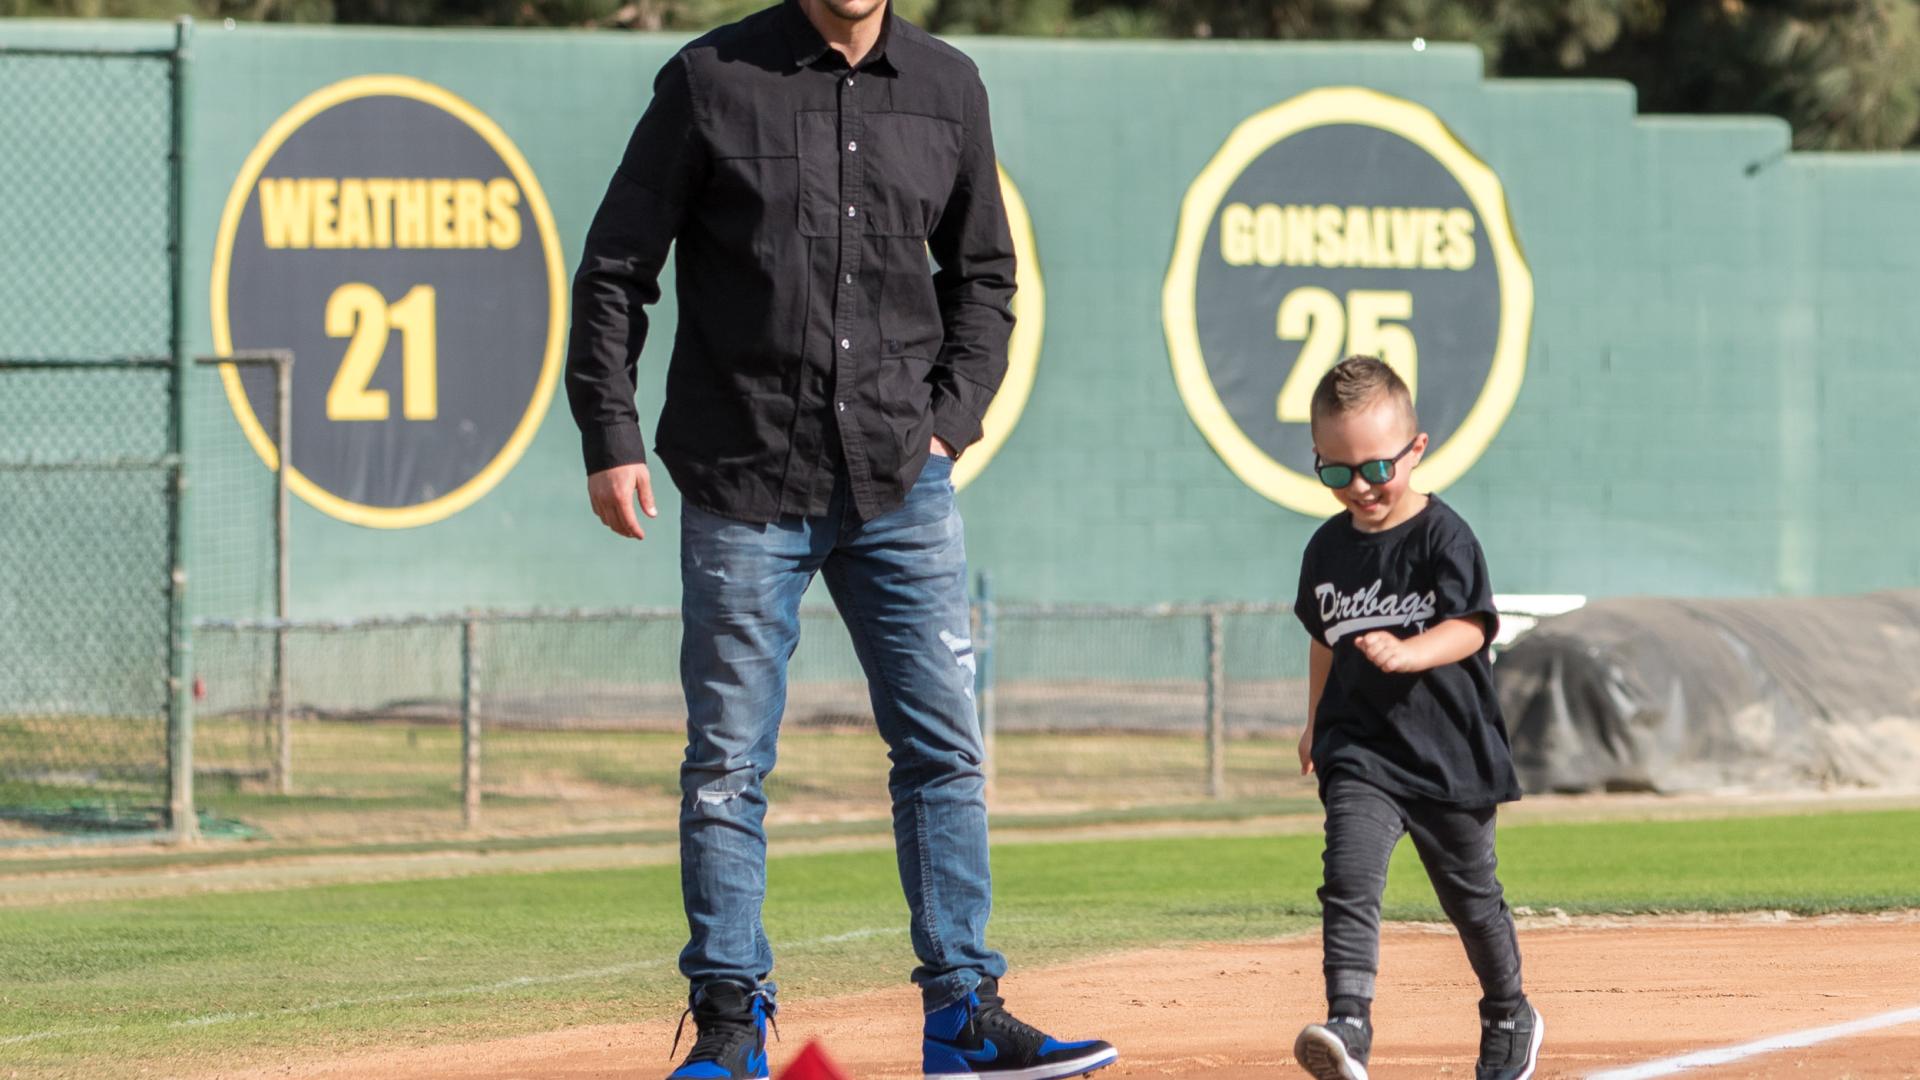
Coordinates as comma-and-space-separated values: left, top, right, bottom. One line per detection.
564, 0, 1016, 523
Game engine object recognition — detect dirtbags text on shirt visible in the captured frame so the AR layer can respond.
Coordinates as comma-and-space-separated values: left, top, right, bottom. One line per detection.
1315, 579, 1437, 646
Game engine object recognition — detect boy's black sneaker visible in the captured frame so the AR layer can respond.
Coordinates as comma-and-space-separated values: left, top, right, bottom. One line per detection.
1475, 1003, 1543, 1080
667, 982, 775, 1080
922, 976, 1118, 1080
1293, 1015, 1371, 1080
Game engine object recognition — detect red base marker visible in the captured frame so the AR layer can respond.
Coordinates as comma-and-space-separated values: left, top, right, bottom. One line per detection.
777, 1040, 855, 1080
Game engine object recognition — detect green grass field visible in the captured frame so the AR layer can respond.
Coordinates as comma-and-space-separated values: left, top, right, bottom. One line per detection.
3, 808, 1917, 1078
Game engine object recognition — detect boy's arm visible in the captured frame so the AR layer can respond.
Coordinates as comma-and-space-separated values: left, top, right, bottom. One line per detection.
1300, 640, 1332, 775
1358, 535, 1499, 675
1354, 617, 1487, 675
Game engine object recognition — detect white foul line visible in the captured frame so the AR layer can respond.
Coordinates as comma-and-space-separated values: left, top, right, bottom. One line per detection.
0, 926, 900, 1048
1588, 1004, 1920, 1079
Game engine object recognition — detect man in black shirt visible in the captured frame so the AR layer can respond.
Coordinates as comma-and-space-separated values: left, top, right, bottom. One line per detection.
1287, 358, 1543, 1080
564, 3, 1116, 1080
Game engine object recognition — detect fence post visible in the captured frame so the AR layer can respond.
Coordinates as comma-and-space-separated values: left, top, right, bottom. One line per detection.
272, 352, 293, 795
460, 615, 481, 830
973, 572, 996, 801
1205, 609, 1226, 800
164, 15, 198, 843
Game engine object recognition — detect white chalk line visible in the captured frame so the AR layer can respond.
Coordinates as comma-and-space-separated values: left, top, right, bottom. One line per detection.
0, 925, 902, 1048
1588, 1003, 1920, 1079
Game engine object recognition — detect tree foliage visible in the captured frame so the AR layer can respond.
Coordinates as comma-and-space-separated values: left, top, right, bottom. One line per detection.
9, 0, 1920, 149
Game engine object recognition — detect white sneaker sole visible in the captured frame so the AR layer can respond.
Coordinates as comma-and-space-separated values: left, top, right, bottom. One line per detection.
1293, 1025, 1369, 1080
925, 1046, 1118, 1080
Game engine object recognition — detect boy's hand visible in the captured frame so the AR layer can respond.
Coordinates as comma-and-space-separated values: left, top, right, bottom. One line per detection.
1296, 725, 1314, 775
1355, 630, 1417, 673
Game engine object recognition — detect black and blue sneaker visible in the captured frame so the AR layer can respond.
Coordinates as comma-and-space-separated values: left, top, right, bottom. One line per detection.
922, 977, 1118, 1080
667, 982, 776, 1080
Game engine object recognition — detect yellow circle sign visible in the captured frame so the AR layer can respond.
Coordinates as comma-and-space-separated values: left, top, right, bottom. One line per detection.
953, 166, 1043, 490
1163, 87, 1533, 516
210, 75, 565, 529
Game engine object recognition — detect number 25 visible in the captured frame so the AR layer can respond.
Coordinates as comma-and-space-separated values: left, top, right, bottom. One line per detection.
1274, 287, 1416, 422
325, 283, 439, 422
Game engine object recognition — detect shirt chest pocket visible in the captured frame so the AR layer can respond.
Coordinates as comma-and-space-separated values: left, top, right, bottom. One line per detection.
797, 110, 961, 239
707, 107, 800, 245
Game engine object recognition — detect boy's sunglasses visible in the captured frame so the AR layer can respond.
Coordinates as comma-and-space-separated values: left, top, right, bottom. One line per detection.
1314, 437, 1418, 489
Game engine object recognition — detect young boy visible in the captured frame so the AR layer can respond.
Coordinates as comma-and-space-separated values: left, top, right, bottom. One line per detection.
1289, 357, 1543, 1080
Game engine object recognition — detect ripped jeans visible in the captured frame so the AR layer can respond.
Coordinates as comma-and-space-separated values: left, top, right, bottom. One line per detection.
676, 453, 1004, 1011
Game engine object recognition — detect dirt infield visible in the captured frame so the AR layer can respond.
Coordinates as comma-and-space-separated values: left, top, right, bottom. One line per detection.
216, 912, 1920, 1080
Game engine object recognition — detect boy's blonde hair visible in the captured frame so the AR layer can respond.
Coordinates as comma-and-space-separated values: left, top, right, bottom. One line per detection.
1309, 355, 1416, 432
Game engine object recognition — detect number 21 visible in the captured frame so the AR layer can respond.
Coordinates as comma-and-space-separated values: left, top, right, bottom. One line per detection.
325, 283, 439, 422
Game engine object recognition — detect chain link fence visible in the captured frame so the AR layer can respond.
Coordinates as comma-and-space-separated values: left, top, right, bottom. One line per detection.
188, 603, 1318, 843
0, 48, 176, 362
188, 595, 1580, 845
0, 362, 179, 837
0, 36, 190, 842
982, 603, 1311, 806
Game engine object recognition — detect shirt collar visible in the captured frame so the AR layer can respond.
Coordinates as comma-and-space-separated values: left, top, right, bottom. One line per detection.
782, 0, 900, 73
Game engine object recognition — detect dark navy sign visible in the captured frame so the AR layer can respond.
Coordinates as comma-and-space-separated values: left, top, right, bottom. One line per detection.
1164, 88, 1532, 516
211, 76, 564, 528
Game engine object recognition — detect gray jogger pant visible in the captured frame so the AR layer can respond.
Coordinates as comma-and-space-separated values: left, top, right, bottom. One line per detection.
1318, 773, 1525, 1015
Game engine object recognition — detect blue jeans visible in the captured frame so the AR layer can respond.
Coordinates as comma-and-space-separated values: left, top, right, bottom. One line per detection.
676, 453, 1005, 1011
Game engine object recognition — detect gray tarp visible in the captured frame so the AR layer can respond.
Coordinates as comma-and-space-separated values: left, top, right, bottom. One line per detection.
1497, 592, 1920, 793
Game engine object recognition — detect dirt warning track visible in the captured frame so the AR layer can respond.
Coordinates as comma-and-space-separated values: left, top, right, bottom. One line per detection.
217, 913, 1920, 1080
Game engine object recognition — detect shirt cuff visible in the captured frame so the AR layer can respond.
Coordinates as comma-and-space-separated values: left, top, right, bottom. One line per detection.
931, 396, 983, 459
581, 422, 649, 474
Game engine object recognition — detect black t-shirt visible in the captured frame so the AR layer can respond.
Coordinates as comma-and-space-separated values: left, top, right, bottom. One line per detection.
1294, 496, 1522, 807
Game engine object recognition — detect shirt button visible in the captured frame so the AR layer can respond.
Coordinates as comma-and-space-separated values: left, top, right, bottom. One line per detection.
839, 338, 850, 350
837, 402, 847, 412
846, 140, 858, 152
844, 273, 853, 285
845, 76, 855, 87
846, 205, 857, 217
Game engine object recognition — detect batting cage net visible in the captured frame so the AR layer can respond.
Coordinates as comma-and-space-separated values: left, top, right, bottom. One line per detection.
187, 354, 291, 802
0, 41, 189, 841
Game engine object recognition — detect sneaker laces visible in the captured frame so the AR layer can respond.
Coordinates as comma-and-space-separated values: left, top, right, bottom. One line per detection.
668, 995, 778, 1062
972, 983, 1046, 1047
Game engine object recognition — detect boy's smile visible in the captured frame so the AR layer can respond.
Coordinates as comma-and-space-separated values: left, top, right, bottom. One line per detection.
1311, 397, 1429, 532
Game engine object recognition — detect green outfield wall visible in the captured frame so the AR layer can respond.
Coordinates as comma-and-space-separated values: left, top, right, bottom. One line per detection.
5, 18, 1917, 618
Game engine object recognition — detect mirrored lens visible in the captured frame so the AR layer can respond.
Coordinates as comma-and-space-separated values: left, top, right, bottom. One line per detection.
1358, 459, 1395, 485
1317, 464, 1354, 488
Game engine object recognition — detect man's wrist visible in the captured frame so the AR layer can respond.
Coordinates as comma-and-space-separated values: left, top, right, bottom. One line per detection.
581, 422, 649, 475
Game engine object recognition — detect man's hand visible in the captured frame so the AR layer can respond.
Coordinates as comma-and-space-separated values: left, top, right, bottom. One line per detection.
1355, 630, 1418, 674
587, 462, 657, 540
930, 435, 956, 458
1297, 723, 1314, 776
